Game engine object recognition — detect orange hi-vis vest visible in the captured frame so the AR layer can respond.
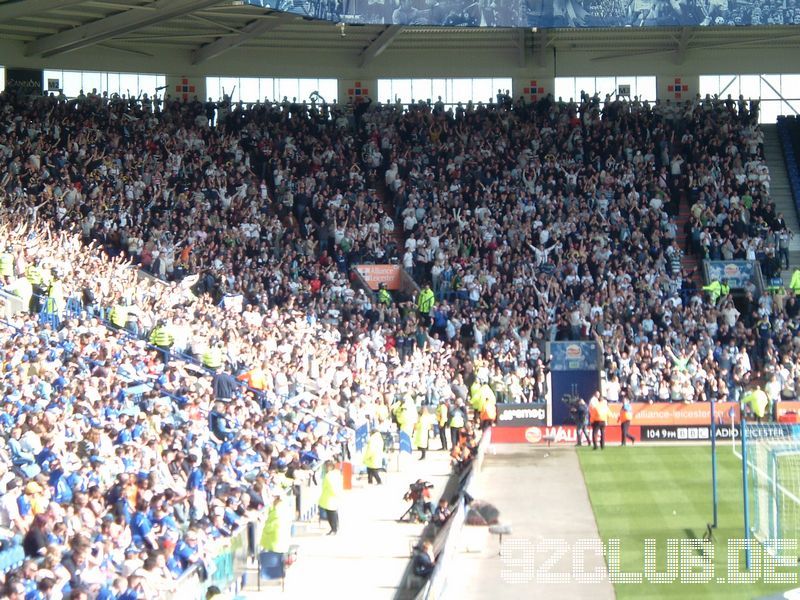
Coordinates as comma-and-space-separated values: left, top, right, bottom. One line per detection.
588, 399, 600, 423
596, 400, 610, 423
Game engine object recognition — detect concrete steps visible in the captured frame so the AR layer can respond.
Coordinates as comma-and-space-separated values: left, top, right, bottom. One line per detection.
762, 124, 800, 251
675, 199, 703, 286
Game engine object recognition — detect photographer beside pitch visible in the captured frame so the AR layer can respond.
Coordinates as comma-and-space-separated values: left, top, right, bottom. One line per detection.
570, 397, 592, 447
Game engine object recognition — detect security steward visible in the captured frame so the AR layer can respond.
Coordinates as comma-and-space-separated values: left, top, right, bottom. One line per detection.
44, 269, 64, 317
0, 247, 14, 284
589, 392, 610, 450
377, 282, 392, 307
149, 320, 175, 350
618, 397, 635, 446
417, 283, 435, 325
478, 382, 497, 430
436, 400, 450, 450
25, 261, 45, 312
363, 429, 385, 485
202, 338, 225, 372
108, 297, 129, 330
448, 399, 466, 449
702, 278, 730, 305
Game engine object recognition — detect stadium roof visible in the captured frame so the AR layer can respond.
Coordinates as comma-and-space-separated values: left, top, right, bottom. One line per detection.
1, 0, 800, 68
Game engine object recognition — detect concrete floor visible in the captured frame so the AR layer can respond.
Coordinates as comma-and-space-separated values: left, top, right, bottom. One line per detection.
240, 450, 453, 599
446, 445, 617, 600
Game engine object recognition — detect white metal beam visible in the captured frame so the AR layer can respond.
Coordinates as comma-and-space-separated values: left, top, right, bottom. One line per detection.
192, 15, 280, 65
359, 25, 402, 68
25, 0, 223, 58
673, 27, 692, 65
0, 0, 89, 21
533, 30, 549, 68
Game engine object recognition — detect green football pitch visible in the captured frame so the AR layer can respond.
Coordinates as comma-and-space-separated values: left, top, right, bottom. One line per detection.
579, 445, 798, 600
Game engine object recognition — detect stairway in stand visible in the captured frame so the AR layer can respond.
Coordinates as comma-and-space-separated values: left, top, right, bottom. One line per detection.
675, 197, 703, 288
373, 175, 406, 262
762, 122, 800, 283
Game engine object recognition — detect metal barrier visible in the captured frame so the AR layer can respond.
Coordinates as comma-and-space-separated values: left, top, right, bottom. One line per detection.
171, 515, 265, 600
413, 428, 492, 600
295, 464, 323, 523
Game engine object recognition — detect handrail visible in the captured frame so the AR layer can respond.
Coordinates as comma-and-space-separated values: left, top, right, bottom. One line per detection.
415, 428, 491, 600
398, 428, 491, 600
171, 514, 265, 600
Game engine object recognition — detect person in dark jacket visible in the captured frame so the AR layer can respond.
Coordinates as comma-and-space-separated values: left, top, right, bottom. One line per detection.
22, 514, 49, 557
412, 540, 436, 577
212, 371, 238, 400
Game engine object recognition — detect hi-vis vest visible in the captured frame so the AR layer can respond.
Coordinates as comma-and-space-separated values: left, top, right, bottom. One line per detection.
45, 279, 64, 315
378, 288, 392, 306
436, 403, 448, 427
149, 325, 174, 348
25, 264, 42, 286
417, 289, 435, 314
449, 408, 465, 429
0, 253, 13, 277
109, 304, 128, 328
203, 346, 224, 369
791, 270, 800, 296
595, 400, 610, 423
588, 399, 599, 423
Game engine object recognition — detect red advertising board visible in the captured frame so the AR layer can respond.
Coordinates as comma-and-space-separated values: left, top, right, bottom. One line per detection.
354, 264, 402, 290
492, 425, 640, 445
776, 401, 800, 423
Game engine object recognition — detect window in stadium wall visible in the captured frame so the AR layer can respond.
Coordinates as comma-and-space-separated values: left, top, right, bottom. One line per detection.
699, 74, 800, 123
205, 77, 338, 104
554, 76, 657, 103
42, 70, 166, 99
377, 78, 513, 107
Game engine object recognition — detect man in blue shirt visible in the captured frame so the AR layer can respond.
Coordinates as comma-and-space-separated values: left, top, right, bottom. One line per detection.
130, 499, 157, 549
173, 530, 202, 571
186, 456, 205, 492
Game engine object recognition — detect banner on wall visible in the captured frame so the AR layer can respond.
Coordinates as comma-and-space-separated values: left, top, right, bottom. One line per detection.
606, 402, 741, 426
5, 68, 43, 97
549, 341, 600, 426
354, 264, 402, 290
245, 0, 781, 27
549, 341, 599, 371
705, 260, 759, 290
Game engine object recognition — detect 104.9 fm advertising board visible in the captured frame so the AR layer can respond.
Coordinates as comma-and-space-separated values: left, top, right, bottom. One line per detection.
493, 401, 743, 445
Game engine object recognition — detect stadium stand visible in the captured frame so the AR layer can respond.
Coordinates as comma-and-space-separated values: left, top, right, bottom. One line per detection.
777, 115, 800, 224
0, 54, 799, 600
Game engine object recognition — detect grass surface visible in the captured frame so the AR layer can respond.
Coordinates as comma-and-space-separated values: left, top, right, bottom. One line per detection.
579, 445, 797, 599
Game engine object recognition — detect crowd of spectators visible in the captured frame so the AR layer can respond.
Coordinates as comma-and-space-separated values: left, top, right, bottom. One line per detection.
0, 220, 380, 599
0, 87, 477, 599
367, 91, 800, 406
0, 83, 798, 598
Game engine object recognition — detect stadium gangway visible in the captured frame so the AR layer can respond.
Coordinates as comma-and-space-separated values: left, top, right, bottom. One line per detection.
0, 318, 25, 338
59, 293, 271, 395
777, 115, 800, 224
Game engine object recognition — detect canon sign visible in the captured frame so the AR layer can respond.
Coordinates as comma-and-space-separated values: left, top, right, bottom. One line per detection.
5, 69, 43, 98
495, 403, 548, 427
